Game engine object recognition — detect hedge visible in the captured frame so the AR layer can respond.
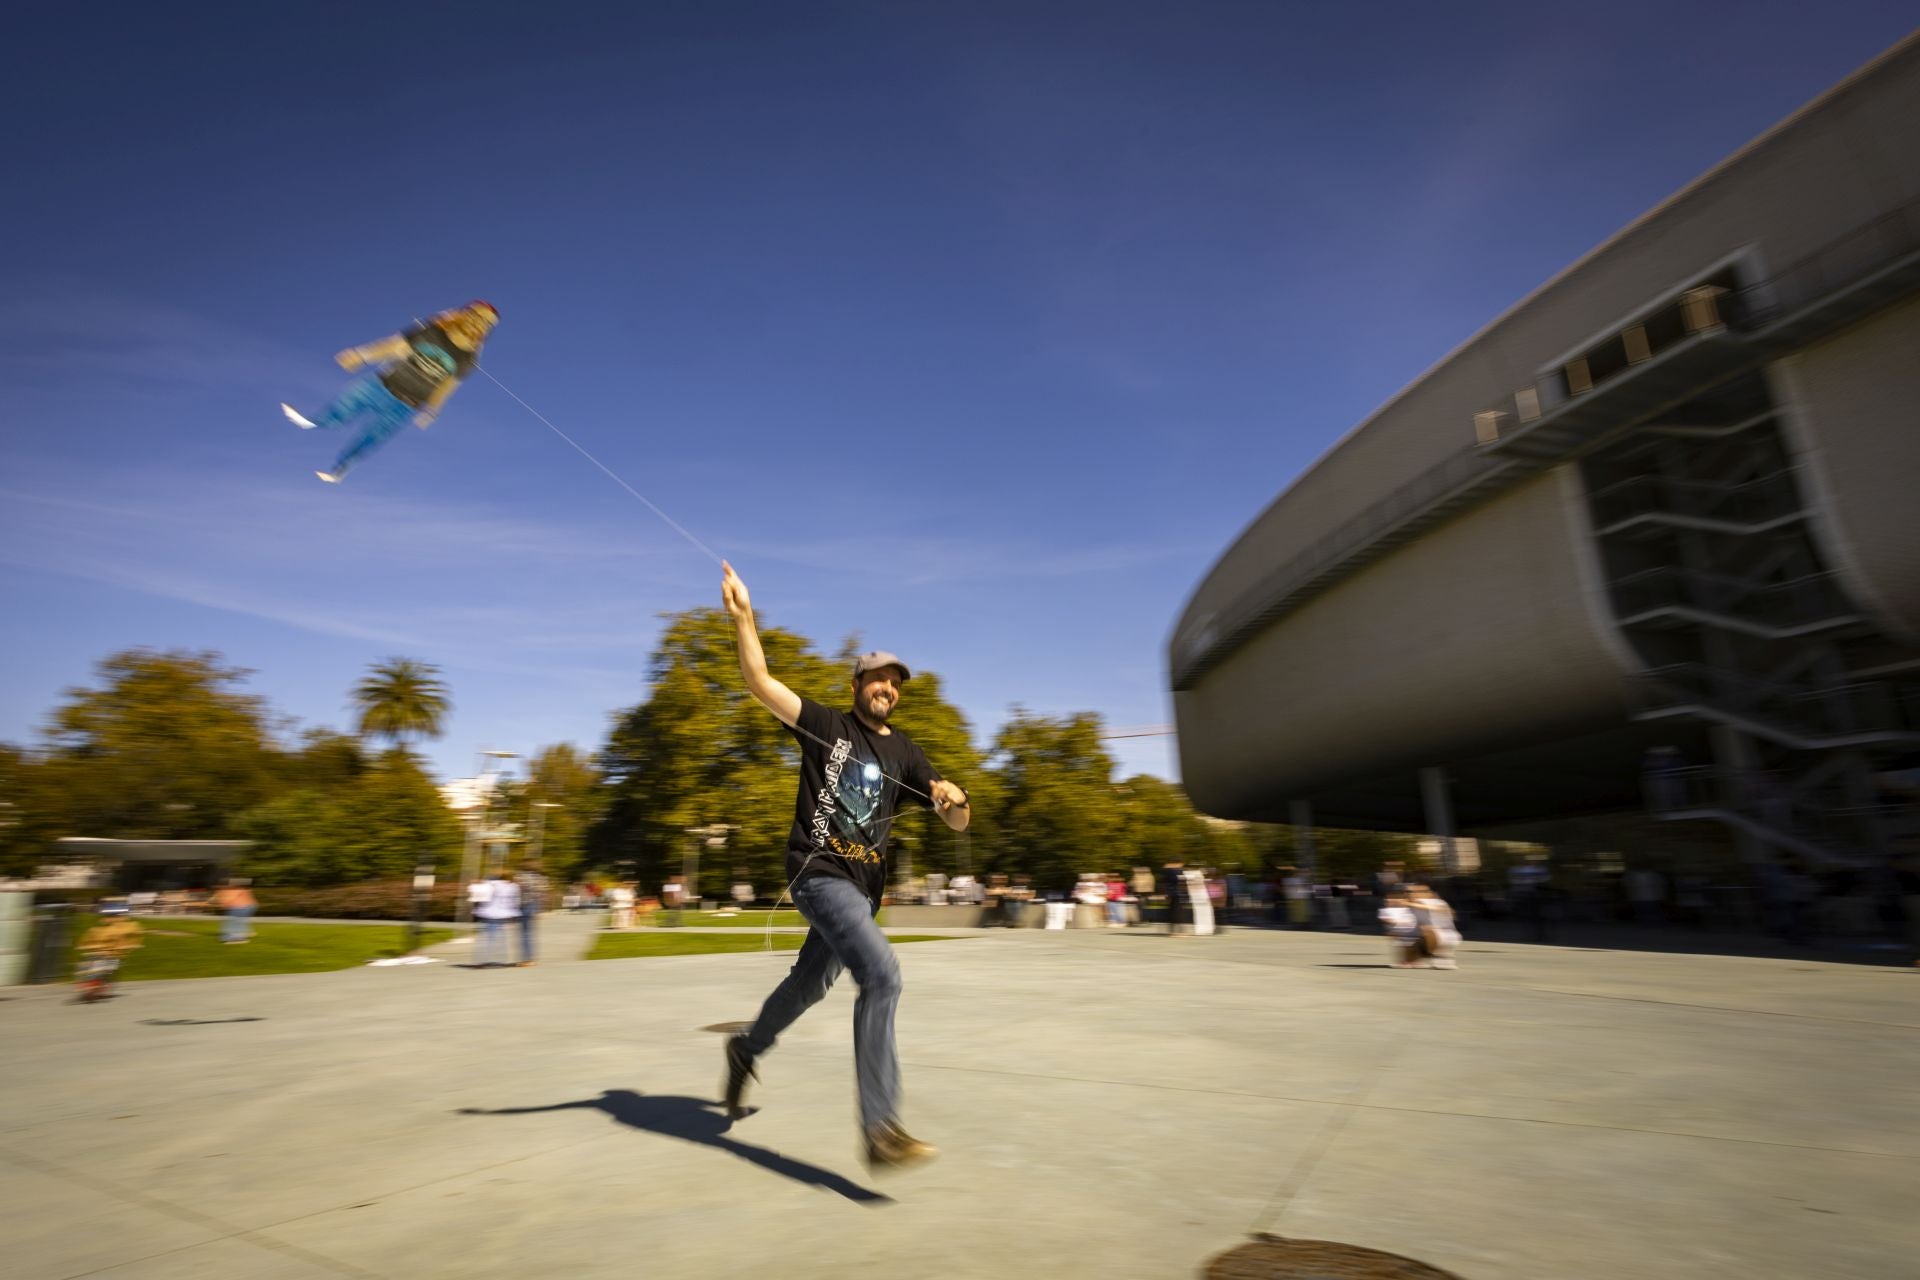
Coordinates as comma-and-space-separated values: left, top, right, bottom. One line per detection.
253, 878, 465, 921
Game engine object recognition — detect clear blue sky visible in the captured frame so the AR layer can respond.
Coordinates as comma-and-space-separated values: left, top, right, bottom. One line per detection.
2, 3, 1912, 786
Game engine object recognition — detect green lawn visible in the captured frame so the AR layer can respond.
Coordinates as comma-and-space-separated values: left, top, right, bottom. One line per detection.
69, 915, 454, 981
589, 932, 956, 960
639, 908, 893, 929
640, 908, 807, 928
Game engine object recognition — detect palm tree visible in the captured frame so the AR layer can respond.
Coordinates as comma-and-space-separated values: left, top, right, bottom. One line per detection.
353, 659, 451, 752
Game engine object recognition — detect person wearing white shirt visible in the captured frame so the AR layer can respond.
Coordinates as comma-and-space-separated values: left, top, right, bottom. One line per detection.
1409, 884, 1461, 970
474, 873, 521, 967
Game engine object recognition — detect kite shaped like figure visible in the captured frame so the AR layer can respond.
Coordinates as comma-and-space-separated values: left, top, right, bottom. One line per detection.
283, 300, 499, 482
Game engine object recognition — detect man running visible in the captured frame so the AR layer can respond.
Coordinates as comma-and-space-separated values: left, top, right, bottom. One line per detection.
718, 561, 971, 1169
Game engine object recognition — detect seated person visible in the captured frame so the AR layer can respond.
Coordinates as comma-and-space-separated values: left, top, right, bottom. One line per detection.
1378, 886, 1424, 966
1408, 883, 1462, 970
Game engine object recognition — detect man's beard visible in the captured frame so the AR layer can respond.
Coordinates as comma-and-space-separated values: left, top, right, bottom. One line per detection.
860, 694, 894, 724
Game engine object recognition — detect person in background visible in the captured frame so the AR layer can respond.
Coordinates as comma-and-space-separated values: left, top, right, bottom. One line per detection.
1073, 873, 1107, 928
75, 902, 143, 1002
1008, 874, 1035, 927
213, 879, 257, 944
1130, 866, 1156, 924
1161, 860, 1189, 935
1409, 883, 1462, 969
516, 863, 549, 967
1105, 873, 1129, 928
1282, 866, 1312, 929
1379, 885, 1423, 966
467, 875, 493, 925
608, 882, 636, 930
474, 870, 521, 967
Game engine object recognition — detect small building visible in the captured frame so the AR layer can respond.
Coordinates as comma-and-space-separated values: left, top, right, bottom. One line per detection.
53, 838, 251, 892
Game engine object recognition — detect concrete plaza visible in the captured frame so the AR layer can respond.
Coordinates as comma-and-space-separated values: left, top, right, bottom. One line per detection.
2, 919, 1915, 1279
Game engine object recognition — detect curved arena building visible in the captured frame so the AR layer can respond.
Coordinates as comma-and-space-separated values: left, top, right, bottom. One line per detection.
1170, 34, 1920, 868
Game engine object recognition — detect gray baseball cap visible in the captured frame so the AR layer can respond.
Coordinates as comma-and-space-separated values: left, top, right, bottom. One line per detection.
852, 650, 912, 681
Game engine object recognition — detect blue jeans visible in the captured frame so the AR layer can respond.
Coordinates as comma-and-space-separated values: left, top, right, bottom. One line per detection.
742, 874, 901, 1132
518, 911, 536, 963
307, 376, 415, 475
478, 917, 508, 965
221, 905, 254, 942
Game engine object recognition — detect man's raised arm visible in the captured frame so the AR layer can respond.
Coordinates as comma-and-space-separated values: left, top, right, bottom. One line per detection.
721, 561, 802, 727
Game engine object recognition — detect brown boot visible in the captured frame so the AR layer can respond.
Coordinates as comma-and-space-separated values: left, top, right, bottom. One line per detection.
722, 1035, 758, 1120
864, 1121, 937, 1170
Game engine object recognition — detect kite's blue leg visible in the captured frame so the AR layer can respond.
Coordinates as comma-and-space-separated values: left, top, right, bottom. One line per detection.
328, 392, 415, 478
306, 376, 391, 431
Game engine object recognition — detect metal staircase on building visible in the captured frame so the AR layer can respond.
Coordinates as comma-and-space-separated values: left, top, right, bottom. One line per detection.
1581, 384, 1919, 869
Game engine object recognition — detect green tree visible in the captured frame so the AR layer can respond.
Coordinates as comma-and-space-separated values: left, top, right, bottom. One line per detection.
1314, 827, 1420, 881
352, 659, 450, 752
984, 709, 1124, 891
1113, 774, 1209, 870
238, 750, 461, 887
594, 608, 839, 891
1216, 820, 1298, 879
522, 743, 607, 880
0, 744, 63, 878
590, 607, 983, 896
346, 750, 464, 879
235, 787, 352, 886
285, 727, 368, 793
39, 649, 282, 840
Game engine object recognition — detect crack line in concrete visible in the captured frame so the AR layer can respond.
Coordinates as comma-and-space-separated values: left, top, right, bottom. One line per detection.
1247, 1037, 1407, 1237
0, 1142, 380, 1280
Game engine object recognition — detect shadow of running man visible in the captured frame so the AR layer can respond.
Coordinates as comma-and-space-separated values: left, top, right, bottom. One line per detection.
457, 1089, 890, 1205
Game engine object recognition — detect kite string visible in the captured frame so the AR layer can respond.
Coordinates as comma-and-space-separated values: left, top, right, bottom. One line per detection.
476, 361, 938, 808
467, 361, 954, 956
475, 364, 726, 567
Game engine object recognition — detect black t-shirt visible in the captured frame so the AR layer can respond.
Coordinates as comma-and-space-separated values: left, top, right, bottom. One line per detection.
785, 697, 939, 904
379, 324, 476, 408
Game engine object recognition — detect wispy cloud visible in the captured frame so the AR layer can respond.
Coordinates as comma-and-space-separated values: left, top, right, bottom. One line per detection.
0, 467, 696, 677
0, 292, 331, 406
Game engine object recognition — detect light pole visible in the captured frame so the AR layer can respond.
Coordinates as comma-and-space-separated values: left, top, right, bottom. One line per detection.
457, 750, 517, 931
528, 799, 562, 917
683, 823, 734, 912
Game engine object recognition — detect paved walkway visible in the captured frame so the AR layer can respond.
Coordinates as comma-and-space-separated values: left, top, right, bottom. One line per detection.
418, 910, 605, 966
3, 929, 1914, 1279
